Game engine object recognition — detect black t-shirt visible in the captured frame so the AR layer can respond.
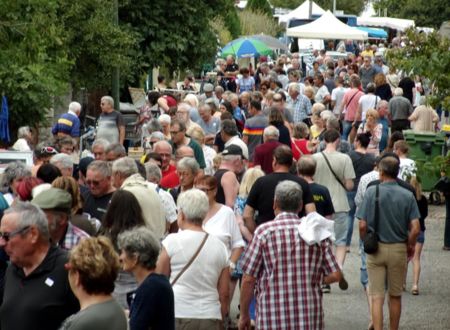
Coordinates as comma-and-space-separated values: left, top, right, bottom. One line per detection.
309, 182, 335, 217
129, 273, 175, 330
214, 169, 229, 204
0, 246, 79, 330
82, 190, 114, 221
246, 172, 314, 226
398, 77, 415, 105
349, 151, 376, 191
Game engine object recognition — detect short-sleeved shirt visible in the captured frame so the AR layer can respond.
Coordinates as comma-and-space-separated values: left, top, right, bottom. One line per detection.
356, 181, 420, 243
315, 85, 330, 104
312, 151, 356, 212
253, 140, 282, 173
60, 299, 127, 330
96, 111, 125, 144
237, 76, 255, 93
198, 117, 221, 136
241, 212, 340, 330
129, 273, 175, 330
309, 182, 335, 217
331, 87, 348, 116
82, 191, 113, 221
52, 112, 81, 137
243, 113, 269, 161
349, 151, 376, 191
342, 88, 364, 121
246, 172, 314, 226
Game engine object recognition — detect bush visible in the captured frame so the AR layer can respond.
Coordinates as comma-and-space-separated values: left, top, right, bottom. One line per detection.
238, 10, 282, 37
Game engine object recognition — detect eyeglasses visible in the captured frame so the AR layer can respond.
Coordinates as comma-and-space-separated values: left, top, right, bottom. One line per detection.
86, 179, 101, 186
0, 226, 31, 242
41, 146, 58, 155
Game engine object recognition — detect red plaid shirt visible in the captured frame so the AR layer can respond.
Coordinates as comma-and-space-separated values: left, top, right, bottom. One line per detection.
241, 212, 339, 330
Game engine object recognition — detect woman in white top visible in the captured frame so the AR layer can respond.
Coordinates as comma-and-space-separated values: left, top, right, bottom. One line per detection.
12, 126, 32, 151
157, 189, 230, 329
195, 175, 245, 313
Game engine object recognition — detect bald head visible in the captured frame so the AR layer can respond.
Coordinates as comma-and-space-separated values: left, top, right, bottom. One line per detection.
176, 146, 194, 160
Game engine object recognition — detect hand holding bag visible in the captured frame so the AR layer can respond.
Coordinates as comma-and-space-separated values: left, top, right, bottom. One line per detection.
363, 185, 379, 254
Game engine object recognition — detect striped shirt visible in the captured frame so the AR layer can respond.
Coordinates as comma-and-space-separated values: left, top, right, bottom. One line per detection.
243, 113, 268, 161
287, 94, 312, 123
241, 212, 339, 330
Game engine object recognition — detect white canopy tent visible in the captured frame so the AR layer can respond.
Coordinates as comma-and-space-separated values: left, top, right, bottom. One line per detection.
278, 0, 325, 24
286, 11, 369, 40
357, 16, 414, 32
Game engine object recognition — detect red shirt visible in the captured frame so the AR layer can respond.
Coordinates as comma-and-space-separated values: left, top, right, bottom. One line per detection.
253, 140, 281, 174
160, 164, 178, 189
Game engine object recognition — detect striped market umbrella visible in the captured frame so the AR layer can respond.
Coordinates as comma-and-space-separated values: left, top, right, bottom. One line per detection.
221, 38, 274, 58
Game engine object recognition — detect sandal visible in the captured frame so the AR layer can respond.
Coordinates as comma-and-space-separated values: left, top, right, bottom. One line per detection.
411, 286, 419, 295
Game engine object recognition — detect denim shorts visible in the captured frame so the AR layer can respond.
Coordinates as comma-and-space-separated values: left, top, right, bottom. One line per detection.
334, 212, 349, 246
416, 230, 425, 244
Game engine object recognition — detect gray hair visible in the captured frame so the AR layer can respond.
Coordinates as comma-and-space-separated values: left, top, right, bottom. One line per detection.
68, 102, 82, 114
92, 138, 110, 150
158, 114, 171, 125
177, 189, 209, 225
419, 95, 427, 106
4, 202, 50, 241
145, 162, 162, 183
101, 96, 114, 107
117, 227, 161, 270
264, 125, 280, 138
50, 153, 74, 170
288, 83, 301, 94
17, 126, 31, 138
105, 143, 126, 158
1, 161, 31, 191
87, 160, 112, 177
149, 131, 164, 142
377, 100, 389, 110
274, 180, 303, 213
145, 118, 162, 134
176, 157, 200, 174
112, 157, 138, 178
394, 87, 403, 96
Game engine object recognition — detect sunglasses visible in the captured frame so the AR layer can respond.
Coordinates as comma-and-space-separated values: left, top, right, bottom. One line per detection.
0, 226, 31, 242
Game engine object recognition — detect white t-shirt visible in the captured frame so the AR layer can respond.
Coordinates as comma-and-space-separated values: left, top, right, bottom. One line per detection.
163, 230, 228, 319
358, 94, 381, 121
203, 205, 245, 257
398, 158, 416, 181
315, 85, 330, 104
331, 87, 348, 115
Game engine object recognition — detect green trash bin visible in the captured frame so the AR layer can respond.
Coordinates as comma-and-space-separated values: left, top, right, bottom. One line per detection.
403, 130, 445, 191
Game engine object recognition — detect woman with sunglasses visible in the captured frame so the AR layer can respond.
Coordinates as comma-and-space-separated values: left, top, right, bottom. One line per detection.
60, 237, 127, 330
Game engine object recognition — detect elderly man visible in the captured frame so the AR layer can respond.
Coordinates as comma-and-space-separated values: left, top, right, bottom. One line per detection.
91, 138, 110, 160
0, 202, 79, 329
253, 126, 282, 174
176, 102, 202, 137
244, 145, 316, 233
96, 95, 125, 145
153, 140, 175, 179
160, 145, 195, 189
408, 96, 439, 132
214, 145, 243, 208
198, 103, 220, 144
105, 142, 127, 162
52, 101, 82, 142
239, 181, 341, 330
50, 153, 73, 177
357, 156, 420, 330
32, 188, 89, 250
287, 82, 312, 124
389, 88, 414, 134
82, 160, 115, 221
112, 157, 165, 240
170, 119, 206, 170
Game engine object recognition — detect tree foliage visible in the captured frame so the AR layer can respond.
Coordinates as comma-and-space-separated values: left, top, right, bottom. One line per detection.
238, 10, 283, 37
270, 0, 367, 15
246, 0, 273, 16
210, 16, 233, 47
386, 28, 450, 110
373, 0, 450, 28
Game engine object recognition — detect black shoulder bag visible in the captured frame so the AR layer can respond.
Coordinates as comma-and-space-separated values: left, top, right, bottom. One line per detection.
321, 152, 348, 191
363, 185, 379, 254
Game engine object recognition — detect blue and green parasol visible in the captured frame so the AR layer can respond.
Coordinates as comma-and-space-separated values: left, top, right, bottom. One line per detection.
221, 38, 274, 58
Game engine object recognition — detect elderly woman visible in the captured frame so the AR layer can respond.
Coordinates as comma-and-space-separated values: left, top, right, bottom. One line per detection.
291, 122, 314, 160
408, 96, 439, 132
0, 161, 32, 207
156, 189, 230, 329
60, 237, 127, 330
12, 126, 32, 151
118, 227, 175, 330
172, 157, 200, 202
158, 114, 172, 140
195, 175, 244, 310
357, 108, 382, 155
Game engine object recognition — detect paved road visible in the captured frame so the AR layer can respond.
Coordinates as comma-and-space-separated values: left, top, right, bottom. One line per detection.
231, 204, 450, 329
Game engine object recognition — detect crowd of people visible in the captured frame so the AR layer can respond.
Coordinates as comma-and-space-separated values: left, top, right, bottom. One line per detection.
0, 40, 449, 330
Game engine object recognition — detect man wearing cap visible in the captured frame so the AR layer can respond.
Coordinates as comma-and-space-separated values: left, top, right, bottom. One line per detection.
0, 202, 79, 329
32, 188, 89, 251
253, 126, 282, 174
198, 83, 216, 105
52, 102, 82, 143
214, 145, 244, 208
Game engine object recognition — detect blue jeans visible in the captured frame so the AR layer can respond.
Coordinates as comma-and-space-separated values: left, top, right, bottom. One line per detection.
346, 191, 357, 246
379, 117, 389, 152
359, 239, 368, 288
342, 120, 353, 141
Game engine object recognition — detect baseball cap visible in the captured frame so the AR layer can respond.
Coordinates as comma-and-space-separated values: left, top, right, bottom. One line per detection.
222, 145, 244, 158
32, 187, 72, 212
